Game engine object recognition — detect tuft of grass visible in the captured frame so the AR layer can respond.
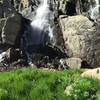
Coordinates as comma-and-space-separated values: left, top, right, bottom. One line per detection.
0, 68, 99, 100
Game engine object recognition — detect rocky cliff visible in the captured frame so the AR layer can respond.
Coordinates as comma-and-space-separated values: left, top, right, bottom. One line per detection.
0, 0, 100, 68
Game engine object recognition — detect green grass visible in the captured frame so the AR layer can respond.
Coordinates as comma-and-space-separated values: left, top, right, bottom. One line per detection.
0, 68, 99, 100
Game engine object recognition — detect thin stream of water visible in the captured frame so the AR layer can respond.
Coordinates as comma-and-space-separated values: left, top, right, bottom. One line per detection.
90, 0, 100, 21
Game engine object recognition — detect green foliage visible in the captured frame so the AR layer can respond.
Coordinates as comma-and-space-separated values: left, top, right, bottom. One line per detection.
0, 68, 99, 100
67, 78, 100, 100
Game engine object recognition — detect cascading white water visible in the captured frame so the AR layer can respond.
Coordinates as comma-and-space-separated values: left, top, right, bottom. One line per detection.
20, 0, 55, 66
90, 0, 100, 21
96, 0, 99, 5
30, 0, 54, 45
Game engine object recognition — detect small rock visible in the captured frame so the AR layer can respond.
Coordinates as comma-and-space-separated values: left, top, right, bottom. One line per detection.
65, 58, 82, 69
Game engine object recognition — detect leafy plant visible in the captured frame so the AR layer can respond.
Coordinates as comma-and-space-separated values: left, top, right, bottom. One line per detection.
67, 78, 99, 100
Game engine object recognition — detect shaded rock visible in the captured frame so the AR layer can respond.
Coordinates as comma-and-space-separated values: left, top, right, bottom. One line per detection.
0, 0, 16, 18
0, 48, 28, 67
1, 14, 22, 45
81, 68, 100, 80
0, 0, 16, 44
55, 0, 91, 16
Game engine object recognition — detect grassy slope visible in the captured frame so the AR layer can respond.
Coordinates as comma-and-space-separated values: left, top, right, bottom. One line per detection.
0, 68, 99, 100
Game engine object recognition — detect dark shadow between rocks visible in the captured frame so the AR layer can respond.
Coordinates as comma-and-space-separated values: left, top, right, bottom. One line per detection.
27, 44, 67, 59
81, 60, 92, 69
65, 1, 76, 16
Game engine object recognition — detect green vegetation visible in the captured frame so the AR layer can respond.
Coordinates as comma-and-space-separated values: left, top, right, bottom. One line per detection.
0, 68, 99, 100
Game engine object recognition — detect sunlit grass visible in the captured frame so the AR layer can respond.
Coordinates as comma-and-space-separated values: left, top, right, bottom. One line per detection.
0, 68, 99, 100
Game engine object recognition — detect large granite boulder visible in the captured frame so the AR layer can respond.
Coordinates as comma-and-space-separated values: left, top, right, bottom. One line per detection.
59, 15, 100, 67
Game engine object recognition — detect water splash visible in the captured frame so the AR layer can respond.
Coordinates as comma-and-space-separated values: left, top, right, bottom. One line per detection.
31, 0, 54, 45
90, 0, 100, 21
0, 52, 6, 63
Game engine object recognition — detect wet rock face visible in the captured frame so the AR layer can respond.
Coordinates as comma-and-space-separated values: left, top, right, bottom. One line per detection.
55, 0, 90, 16
0, 1, 20, 46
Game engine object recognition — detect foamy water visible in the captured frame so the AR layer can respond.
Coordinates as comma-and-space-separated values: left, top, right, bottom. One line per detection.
31, 0, 54, 44
90, 0, 100, 21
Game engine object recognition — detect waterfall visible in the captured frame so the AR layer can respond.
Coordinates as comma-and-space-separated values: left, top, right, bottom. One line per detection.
20, 0, 55, 66
30, 0, 54, 45
90, 0, 100, 21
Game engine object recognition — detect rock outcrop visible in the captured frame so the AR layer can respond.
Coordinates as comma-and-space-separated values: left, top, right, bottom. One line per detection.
59, 15, 100, 67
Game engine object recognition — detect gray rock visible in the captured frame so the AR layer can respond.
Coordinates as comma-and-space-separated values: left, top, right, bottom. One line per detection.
0, 0, 16, 18
1, 14, 22, 45
59, 15, 100, 67
65, 58, 82, 69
